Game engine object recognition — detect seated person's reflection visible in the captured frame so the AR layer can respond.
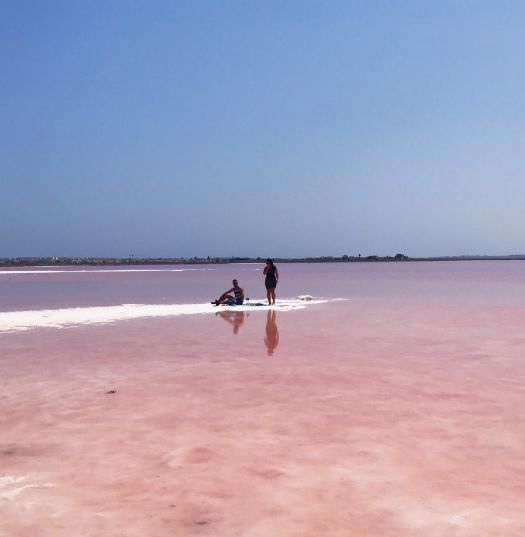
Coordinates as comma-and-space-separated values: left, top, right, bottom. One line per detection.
264, 310, 279, 355
216, 310, 245, 335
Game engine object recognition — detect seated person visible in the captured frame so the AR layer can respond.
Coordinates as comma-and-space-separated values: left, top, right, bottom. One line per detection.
213, 279, 245, 306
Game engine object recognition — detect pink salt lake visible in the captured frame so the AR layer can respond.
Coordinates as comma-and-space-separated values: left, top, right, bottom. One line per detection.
1, 262, 525, 536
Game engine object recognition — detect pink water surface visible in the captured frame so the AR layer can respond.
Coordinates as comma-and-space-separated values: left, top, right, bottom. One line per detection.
1, 262, 525, 536
2, 260, 525, 311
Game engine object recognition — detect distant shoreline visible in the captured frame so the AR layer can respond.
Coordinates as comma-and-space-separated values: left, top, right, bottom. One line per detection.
1, 255, 525, 267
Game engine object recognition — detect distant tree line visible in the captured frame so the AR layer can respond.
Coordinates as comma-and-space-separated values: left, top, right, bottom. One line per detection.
0, 254, 410, 266
4, 253, 525, 267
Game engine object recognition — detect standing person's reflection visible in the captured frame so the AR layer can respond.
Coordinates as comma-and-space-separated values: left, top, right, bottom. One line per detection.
216, 311, 245, 335
264, 310, 279, 355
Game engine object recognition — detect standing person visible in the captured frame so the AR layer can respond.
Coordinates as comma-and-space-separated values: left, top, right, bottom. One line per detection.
263, 259, 278, 305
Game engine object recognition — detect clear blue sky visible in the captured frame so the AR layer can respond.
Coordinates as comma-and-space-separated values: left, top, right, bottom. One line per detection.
2, 1, 524, 258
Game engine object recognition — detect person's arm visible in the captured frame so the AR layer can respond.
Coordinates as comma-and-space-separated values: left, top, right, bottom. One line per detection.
275, 268, 279, 282
239, 287, 245, 298
263, 266, 268, 276
219, 287, 234, 299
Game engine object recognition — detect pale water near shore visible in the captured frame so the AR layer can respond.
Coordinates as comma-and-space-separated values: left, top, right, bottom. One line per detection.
1, 262, 525, 536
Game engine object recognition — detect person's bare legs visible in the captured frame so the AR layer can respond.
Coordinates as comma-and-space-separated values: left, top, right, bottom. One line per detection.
266, 289, 271, 305
215, 293, 233, 305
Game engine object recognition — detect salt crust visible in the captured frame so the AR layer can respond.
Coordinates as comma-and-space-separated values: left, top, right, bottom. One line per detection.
0, 268, 215, 275
0, 476, 57, 501
0, 298, 329, 333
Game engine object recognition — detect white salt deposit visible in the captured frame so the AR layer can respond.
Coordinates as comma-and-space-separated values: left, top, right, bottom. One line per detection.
0, 268, 215, 275
0, 298, 328, 333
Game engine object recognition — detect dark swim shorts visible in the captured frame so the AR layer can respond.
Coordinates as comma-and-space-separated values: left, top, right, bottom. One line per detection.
227, 297, 244, 306
265, 278, 277, 290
